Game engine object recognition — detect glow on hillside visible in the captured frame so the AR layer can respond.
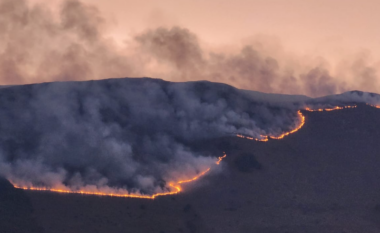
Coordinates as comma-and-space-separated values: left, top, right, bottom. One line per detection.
13, 153, 227, 199
305, 105, 357, 112
367, 104, 380, 109
237, 110, 305, 141
12, 104, 380, 199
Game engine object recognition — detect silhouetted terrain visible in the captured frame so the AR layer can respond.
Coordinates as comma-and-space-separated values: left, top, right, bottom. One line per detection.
0, 178, 44, 233
2, 104, 380, 233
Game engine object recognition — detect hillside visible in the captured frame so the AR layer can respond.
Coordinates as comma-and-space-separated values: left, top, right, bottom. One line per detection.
1, 103, 379, 233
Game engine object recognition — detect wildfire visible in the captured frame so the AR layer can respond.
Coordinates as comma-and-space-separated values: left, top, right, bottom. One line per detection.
236, 110, 305, 141
236, 134, 268, 142
13, 153, 227, 199
269, 110, 305, 140
367, 104, 380, 109
304, 105, 357, 112
236, 105, 361, 142
216, 154, 227, 165
11, 104, 380, 199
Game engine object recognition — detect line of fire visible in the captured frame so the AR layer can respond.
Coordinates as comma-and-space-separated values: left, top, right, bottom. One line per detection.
12, 104, 380, 199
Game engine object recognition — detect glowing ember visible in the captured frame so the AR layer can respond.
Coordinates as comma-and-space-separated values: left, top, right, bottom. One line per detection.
236, 134, 268, 142
304, 105, 357, 112
13, 153, 227, 199
216, 154, 227, 165
367, 104, 380, 109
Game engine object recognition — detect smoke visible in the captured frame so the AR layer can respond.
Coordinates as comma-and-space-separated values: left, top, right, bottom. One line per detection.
0, 78, 307, 194
1, 77, 379, 194
135, 27, 204, 74
135, 27, 379, 97
0, 0, 379, 195
0, 0, 135, 84
0, 0, 379, 97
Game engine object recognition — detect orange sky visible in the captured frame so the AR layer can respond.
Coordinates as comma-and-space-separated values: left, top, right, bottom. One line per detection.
31, 0, 380, 55
92, 0, 380, 54
9, 0, 380, 95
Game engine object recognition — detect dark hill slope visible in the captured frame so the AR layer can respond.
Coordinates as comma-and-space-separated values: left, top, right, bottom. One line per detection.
0, 178, 44, 233
8, 104, 380, 233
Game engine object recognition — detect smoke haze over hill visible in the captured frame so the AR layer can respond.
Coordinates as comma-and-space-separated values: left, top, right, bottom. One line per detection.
1, 1, 380, 232
0, 0, 379, 97
0, 77, 379, 195
0, 78, 301, 195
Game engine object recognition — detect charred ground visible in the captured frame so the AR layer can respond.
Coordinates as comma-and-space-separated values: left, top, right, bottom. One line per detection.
1, 104, 380, 233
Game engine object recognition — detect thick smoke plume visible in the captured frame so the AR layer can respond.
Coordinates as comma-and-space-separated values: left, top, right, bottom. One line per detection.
0, 78, 379, 194
0, 0, 379, 97
1, 0, 380, 195
0, 78, 305, 194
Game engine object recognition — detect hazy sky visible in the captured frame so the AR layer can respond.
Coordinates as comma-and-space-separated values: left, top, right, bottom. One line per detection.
30, 0, 380, 54
90, 0, 380, 53
3, 0, 380, 95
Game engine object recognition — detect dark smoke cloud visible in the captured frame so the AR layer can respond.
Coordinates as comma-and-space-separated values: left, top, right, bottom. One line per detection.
0, 0, 379, 196
135, 27, 204, 72
0, 0, 379, 97
300, 68, 341, 97
0, 78, 379, 194
0, 78, 305, 194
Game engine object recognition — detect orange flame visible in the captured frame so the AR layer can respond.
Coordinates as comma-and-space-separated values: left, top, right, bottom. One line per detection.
304, 105, 357, 112
216, 154, 227, 165
236, 110, 305, 141
269, 110, 305, 140
236, 134, 268, 142
12, 153, 227, 199
367, 104, 380, 109
236, 105, 359, 142
11, 104, 379, 199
